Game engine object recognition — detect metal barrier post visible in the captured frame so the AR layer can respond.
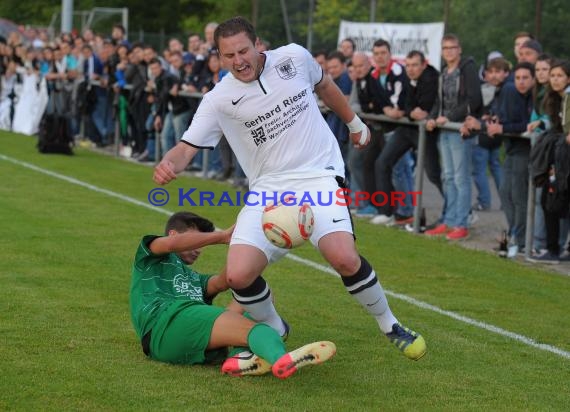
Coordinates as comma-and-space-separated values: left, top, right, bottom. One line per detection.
114, 114, 120, 157
524, 133, 538, 259
154, 135, 160, 165
413, 123, 427, 233
202, 149, 210, 178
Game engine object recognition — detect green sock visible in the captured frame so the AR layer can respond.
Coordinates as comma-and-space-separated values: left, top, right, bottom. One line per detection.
227, 346, 248, 357
247, 324, 286, 364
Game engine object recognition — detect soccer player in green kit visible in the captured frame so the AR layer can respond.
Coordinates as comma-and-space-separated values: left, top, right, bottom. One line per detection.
129, 211, 335, 378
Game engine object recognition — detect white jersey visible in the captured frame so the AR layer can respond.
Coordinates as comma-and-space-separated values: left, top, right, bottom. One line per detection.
181, 43, 345, 189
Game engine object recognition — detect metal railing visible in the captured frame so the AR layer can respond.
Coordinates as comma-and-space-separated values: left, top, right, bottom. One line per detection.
102, 85, 536, 257
356, 112, 535, 258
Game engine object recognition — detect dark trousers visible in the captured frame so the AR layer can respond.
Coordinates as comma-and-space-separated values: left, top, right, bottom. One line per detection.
500, 149, 530, 247
375, 126, 442, 215
541, 179, 570, 254
361, 125, 384, 202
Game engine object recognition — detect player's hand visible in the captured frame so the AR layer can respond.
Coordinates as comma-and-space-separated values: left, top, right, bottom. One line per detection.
351, 125, 371, 149
527, 120, 541, 132
464, 116, 481, 131
153, 160, 177, 185
435, 116, 448, 126
220, 224, 235, 244
410, 107, 428, 120
486, 122, 503, 137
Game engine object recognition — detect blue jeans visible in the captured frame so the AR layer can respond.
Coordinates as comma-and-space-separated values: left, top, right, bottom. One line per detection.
161, 110, 191, 156
438, 131, 474, 228
472, 144, 502, 209
91, 90, 113, 143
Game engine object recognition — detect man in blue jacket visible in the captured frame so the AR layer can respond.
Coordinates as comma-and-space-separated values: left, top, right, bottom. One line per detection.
487, 62, 535, 256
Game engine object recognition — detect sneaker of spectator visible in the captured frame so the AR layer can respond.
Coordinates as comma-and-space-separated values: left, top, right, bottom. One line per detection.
506, 238, 520, 259
473, 203, 490, 211
119, 145, 132, 158
558, 250, 570, 262
394, 214, 414, 226
425, 224, 450, 237
468, 210, 479, 226
526, 251, 560, 265
446, 227, 469, 240
370, 214, 395, 226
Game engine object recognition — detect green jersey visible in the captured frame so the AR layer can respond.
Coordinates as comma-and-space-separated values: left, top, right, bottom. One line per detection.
129, 235, 212, 339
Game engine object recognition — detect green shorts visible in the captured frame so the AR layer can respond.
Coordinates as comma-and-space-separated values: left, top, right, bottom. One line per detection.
149, 303, 227, 365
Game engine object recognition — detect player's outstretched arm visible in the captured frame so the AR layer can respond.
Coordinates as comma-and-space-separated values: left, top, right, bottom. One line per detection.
315, 75, 370, 148
206, 266, 230, 298
153, 142, 199, 185
149, 225, 235, 256
315, 75, 355, 124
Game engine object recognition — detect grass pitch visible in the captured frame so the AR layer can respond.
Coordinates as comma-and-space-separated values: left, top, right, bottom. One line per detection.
1, 131, 569, 411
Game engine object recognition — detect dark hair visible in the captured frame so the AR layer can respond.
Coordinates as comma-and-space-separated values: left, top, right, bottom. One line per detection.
406, 50, 426, 63
214, 16, 256, 50
312, 49, 327, 59
148, 57, 162, 66
543, 60, 570, 132
487, 57, 511, 72
164, 212, 215, 235
113, 24, 126, 35
513, 61, 535, 77
442, 33, 460, 45
326, 50, 345, 63
532, 54, 553, 112
340, 38, 355, 50
536, 53, 553, 65
372, 39, 391, 52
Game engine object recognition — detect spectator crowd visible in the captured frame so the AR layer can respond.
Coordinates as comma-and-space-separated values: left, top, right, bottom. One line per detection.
1, 24, 569, 264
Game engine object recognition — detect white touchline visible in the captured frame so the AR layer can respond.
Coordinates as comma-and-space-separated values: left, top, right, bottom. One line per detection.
2, 153, 569, 360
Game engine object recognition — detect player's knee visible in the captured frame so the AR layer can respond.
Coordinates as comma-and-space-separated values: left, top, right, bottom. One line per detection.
226, 268, 256, 290
329, 250, 360, 276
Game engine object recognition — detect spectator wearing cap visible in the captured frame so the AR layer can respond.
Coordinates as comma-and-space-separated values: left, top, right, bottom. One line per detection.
519, 40, 543, 65
479, 50, 504, 82
463, 57, 511, 212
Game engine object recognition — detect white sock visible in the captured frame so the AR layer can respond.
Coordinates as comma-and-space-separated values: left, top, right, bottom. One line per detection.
232, 286, 285, 336
343, 260, 398, 334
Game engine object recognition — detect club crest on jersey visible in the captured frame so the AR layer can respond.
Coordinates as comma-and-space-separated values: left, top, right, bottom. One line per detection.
173, 273, 202, 299
275, 58, 296, 80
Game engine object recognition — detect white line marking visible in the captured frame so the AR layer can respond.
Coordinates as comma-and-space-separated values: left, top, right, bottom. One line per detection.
0, 153, 173, 216
2, 153, 569, 360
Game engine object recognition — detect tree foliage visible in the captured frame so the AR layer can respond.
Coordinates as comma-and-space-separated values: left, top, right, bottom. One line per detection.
1, 0, 567, 61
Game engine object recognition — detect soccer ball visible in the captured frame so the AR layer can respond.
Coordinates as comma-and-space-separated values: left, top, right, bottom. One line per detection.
262, 203, 314, 249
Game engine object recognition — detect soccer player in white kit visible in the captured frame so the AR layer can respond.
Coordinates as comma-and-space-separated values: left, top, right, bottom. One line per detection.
153, 16, 426, 361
